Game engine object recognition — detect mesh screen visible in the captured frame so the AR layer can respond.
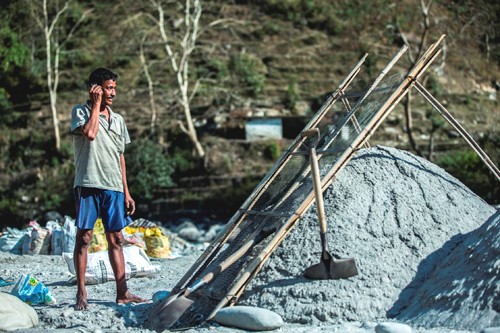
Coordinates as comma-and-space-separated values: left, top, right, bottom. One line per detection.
169, 71, 406, 330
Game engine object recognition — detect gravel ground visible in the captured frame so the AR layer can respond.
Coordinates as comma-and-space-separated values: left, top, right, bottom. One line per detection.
1, 146, 498, 332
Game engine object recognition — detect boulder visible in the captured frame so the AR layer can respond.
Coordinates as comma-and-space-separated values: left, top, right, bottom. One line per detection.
0, 292, 38, 331
213, 305, 284, 331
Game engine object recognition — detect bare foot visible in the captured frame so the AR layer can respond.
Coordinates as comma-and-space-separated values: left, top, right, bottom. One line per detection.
75, 292, 88, 310
117, 290, 149, 304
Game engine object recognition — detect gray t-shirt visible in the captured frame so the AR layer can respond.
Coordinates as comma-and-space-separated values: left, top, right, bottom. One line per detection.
71, 101, 131, 192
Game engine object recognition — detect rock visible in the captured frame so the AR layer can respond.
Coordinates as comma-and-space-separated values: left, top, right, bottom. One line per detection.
482, 328, 500, 333
62, 307, 74, 318
375, 322, 412, 333
174, 220, 203, 242
41, 211, 63, 225
173, 219, 196, 232
152, 290, 169, 303
0, 292, 39, 331
178, 226, 202, 242
201, 224, 224, 242
292, 101, 310, 116
213, 305, 284, 331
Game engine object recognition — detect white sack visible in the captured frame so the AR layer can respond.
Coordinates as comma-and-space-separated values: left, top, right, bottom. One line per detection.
63, 245, 160, 285
0, 292, 38, 331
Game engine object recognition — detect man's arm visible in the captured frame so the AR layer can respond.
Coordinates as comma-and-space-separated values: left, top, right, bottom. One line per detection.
80, 84, 102, 141
121, 154, 135, 215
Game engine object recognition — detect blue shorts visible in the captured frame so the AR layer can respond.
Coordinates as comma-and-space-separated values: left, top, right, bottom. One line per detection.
74, 187, 129, 232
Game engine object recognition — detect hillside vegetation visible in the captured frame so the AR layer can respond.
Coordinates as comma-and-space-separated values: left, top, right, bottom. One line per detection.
1, 0, 499, 227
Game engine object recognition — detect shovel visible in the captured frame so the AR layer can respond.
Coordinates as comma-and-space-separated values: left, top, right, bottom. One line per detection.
300, 129, 358, 280
145, 225, 275, 332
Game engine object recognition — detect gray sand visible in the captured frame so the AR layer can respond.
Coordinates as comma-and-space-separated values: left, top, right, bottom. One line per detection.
241, 146, 498, 330
0, 146, 497, 332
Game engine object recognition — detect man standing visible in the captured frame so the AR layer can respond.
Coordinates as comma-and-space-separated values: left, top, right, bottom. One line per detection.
71, 68, 147, 310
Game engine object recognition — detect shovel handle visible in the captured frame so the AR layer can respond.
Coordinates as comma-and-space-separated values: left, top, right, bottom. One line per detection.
300, 128, 320, 138
309, 147, 328, 235
186, 227, 272, 295
300, 128, 320, 148
301, 128, 328, 235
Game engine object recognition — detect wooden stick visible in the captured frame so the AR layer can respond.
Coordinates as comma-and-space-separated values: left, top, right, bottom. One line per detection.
272, 47, 410, 209
413, 80, 500, 180
341, 95, 370, 148
235, 53, 368, 215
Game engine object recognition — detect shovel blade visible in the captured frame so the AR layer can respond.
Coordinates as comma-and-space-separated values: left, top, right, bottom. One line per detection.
145, 293, 194, 332
304, 252, 358, 280
330, 257, 358, 279
304, 261, 330, 280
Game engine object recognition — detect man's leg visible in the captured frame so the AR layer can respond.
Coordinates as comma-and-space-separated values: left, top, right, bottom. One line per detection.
74, 228, 93, 310
106, 231, 147, 304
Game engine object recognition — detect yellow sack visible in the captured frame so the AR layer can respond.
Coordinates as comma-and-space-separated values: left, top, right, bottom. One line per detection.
122, 226, 146, 249
143, 227, 171, 258
88, 218, 108, 253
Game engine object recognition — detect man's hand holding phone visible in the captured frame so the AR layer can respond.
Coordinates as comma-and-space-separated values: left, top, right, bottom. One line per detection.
89, 84, 103, 106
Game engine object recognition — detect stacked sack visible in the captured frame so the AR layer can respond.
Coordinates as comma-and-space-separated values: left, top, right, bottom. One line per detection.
0, 216, 77, 256
88, 218, 108, 253
22, 221, 50, 255
124, 219, 171, 259
0, 216, 172, 259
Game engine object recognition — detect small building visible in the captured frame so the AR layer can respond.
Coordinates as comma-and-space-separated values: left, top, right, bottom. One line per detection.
245, 118, 283, 141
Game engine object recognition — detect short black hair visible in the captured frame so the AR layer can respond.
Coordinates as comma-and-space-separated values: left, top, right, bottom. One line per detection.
88, 68, 118, 87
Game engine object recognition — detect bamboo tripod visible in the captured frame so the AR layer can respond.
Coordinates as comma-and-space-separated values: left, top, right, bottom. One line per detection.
148, 34, 499, 331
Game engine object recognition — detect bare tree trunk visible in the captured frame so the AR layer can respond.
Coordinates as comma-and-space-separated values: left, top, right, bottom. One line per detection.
140, 34, 158, 136
42, 0, 66, 152
35, 0, 91, 152
403, 91, 422, 157
428, 131, 435, 162
397, 0, 433, 156
154, 0, 205, 158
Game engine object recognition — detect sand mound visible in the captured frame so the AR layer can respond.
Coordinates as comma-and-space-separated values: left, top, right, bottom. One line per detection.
389, 211, 499, 330
241, 146, 497, 330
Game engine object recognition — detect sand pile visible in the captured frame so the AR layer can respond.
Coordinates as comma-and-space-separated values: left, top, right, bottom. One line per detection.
389, 210, 499, 330
241, 146, 497, 330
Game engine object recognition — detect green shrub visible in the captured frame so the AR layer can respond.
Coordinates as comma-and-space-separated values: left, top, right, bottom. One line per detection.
436, 150, 499, 204
127, 138, 175, 201
285, 79, 300, 110
426, 75, 441, 97
426, 109, 445, 131
171, 150, 198, 176
229, 53, 266, 97
264, 141, 282, 160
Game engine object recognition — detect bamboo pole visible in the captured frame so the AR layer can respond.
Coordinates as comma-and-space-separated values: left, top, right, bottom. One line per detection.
342, 96, 370, 148
239, 53, 369, 211
413, 80, 500, 180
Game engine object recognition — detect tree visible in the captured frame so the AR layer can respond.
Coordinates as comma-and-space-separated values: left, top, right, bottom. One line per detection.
0, 2, 32, 115
0, 25, 29, 112
395, 0, 436, 157
31, 0, 91, 152
139, 32, 159, 137
150, 0, 205, 158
